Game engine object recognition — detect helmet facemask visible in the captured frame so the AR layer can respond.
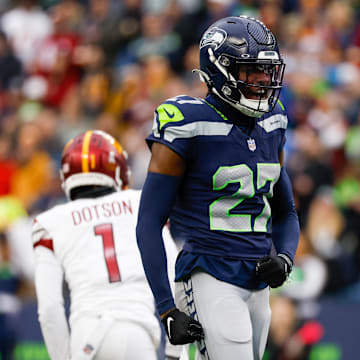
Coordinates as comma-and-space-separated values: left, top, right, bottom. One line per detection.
203, 49, 285, 117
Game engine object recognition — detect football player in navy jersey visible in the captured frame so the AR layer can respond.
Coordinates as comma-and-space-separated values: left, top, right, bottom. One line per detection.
137, 15, 300, 360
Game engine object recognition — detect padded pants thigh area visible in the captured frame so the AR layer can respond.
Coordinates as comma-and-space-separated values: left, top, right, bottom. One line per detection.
212, 295, 252, 343
186, 271, 254, 360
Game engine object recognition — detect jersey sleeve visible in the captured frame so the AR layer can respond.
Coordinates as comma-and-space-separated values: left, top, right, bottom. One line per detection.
146, 97, 198, 159
257, 100, 289, 155
32, 217, 70, 360
34, 247, 70, 360
276, 100, 288, 153
32, 218, 54, 252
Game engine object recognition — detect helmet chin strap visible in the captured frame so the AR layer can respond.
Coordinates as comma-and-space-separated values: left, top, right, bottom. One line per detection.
59, 169, 70, 199
115, 165, 123, 191
238, 90, 269, 116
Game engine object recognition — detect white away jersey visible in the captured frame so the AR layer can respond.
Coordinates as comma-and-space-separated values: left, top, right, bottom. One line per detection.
32, 190, 176, 331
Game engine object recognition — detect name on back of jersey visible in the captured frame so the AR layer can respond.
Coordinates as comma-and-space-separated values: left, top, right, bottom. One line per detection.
71, 198, 133, 226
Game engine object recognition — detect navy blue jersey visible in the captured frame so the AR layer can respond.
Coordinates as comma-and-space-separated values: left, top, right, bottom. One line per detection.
147, 94, 288, 289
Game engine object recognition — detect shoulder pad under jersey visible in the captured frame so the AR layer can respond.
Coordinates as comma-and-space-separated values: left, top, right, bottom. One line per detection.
152, 95, 233, 143
32, 217, 53, 251
257, 100, 288, 134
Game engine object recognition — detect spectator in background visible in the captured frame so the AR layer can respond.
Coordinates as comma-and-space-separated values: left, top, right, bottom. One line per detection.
266, 296, 323, 360
0, 0, 10, 15
0, 135, 17, 196
287, 126, 334, 227
0, 31, 22, 91
280, 232, 327, 304
31, 0, 83, 108
10, 121, 53, 213
336, 125, 360, 239
305, 189, 357, 293
77, 43, 109, 118
106, 63, 146, 121
330, 125, 360, 296
169, 0, 206, 69
125, 11, 181, 68
0, 31, 23, 116
82, 0, 141, 66
141, 54, 174, 102
199, 0, 236, 35
323, 1, 354, 51
0, 232, 21, 360
93, 112, 120, 142
33, 107, 63, 167
230, 0, 258, 18
0, 0, 53, 70
258, 1, 282, 38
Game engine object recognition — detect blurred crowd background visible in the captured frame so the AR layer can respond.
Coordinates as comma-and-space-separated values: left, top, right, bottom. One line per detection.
0, 0, 360, 359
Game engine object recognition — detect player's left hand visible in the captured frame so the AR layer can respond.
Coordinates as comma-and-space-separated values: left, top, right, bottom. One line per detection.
161, 308, 204, 345
256, 254, 292, 288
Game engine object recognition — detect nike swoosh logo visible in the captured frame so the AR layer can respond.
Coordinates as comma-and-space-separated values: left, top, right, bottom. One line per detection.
164, 108, 175, 119
167, 317, 174, 339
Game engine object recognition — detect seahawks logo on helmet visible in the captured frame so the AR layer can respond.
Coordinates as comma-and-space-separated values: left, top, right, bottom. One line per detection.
200, 27, 227, 50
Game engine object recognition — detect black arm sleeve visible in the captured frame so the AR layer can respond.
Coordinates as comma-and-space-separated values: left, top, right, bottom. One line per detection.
136, 172, 182, 315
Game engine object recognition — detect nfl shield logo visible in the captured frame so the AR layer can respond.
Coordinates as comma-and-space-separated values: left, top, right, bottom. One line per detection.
83, 344, 94, 355
247, 138, 256, 152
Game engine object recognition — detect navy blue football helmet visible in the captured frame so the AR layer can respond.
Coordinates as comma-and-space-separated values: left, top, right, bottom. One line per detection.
195, 16, 285, 117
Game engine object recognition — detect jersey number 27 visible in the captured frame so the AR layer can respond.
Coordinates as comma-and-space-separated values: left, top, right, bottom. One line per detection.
209, 163, 280, 232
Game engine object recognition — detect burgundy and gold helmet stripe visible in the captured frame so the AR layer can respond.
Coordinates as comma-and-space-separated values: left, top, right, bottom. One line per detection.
81, 130, 93, 173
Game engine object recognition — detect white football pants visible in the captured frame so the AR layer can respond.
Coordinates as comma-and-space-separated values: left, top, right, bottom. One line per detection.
175, 270, 271, 360
71, 317, 158, 360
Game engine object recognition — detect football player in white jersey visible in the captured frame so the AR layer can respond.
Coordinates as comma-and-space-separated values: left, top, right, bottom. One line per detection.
32, 130, 182, 360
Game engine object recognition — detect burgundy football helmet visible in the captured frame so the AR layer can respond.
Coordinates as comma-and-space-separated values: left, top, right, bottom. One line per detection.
60, 130, 130, 198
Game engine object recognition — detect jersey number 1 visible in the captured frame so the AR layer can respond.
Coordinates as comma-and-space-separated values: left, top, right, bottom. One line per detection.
94, 223, 121, 283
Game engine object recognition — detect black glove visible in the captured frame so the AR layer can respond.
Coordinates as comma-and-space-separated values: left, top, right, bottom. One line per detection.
161, 308, 204, 345
256, 254, 292, 288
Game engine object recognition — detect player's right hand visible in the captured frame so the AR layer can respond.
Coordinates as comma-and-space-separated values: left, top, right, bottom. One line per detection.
161, 308, 204, 345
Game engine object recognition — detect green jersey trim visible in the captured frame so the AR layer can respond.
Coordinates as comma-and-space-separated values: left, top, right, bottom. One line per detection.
203, 100, 228, 121
277, 99, 285, 111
